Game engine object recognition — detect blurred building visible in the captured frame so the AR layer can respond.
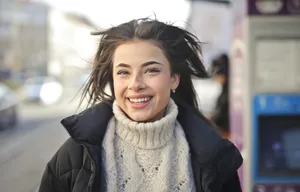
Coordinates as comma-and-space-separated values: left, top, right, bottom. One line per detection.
0, 0, 98, 84
186, 0, 232, 67
47, 10, 98, 86
0, 0, 49, 79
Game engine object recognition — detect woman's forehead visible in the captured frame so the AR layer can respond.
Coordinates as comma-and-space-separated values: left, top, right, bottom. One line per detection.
112, 41, 169, 67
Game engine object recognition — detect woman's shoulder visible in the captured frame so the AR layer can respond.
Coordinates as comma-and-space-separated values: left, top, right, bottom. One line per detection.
39, 138, 87, 192
177, 103, 242, 165
47, 138, 84, 177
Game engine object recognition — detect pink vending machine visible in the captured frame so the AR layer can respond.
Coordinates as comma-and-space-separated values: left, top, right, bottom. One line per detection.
230, 0, 300, 192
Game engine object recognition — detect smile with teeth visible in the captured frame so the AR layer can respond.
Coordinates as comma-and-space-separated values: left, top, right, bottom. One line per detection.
128, 97, 152, 103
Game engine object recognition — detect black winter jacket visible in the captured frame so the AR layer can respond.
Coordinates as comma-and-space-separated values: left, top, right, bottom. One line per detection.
39, 102, 243, 192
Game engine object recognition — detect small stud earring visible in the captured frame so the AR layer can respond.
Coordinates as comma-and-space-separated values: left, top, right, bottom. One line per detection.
172, 89, 176, 93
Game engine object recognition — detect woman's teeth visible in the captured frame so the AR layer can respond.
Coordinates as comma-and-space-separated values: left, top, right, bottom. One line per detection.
129, 97, 151, 103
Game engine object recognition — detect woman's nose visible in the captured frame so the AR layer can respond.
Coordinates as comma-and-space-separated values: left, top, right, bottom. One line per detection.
128, 75, 146, 91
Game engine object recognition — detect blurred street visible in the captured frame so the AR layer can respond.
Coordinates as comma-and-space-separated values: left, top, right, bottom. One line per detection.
0, 99, 79, 192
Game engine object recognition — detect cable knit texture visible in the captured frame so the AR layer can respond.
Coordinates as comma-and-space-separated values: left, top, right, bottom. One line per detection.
102, 99, 196, 192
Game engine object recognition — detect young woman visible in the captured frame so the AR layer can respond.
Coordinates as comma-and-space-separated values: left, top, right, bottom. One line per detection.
39, 18, 242, 192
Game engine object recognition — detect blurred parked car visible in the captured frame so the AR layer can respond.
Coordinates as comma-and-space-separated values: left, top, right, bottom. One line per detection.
21, 76, 64, 106
0, 83, 18, 129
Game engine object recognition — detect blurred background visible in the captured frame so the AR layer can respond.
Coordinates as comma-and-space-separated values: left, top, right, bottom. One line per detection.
0, 0, 300, 192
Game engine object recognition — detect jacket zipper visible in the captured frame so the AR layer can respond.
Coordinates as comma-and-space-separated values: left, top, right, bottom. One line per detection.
83, 145, 96, 192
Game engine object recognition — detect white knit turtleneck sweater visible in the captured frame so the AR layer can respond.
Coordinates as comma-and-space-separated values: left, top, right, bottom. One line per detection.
102, 99, 196, 192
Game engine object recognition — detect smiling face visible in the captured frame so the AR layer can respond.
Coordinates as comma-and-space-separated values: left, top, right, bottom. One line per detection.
112, 40, 180, 122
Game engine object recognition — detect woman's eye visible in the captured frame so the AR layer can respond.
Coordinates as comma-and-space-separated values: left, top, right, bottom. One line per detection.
145, 68, 160, 74
117, 70, 129, 75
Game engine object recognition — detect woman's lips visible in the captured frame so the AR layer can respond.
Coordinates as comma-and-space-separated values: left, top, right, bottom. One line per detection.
127, 96, 153, 109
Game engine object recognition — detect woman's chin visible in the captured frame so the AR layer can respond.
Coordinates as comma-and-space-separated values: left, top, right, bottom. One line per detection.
128, 111, 164, 122
129, 114, 153, 122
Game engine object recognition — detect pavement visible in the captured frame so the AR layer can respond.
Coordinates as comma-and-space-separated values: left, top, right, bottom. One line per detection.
0, 101, 76, 192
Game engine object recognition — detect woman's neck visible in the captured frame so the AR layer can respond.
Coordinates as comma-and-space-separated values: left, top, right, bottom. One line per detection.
112, 99, 178, 149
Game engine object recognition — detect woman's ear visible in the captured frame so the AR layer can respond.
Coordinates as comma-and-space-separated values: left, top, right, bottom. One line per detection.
171, 74, 180, 90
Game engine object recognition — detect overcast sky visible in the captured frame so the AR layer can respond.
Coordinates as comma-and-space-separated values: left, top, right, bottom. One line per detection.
36, 0, 191, 28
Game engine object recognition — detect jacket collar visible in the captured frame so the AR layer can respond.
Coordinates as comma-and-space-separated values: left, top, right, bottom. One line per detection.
61, 102, 113, 146
61, 102, 242, 167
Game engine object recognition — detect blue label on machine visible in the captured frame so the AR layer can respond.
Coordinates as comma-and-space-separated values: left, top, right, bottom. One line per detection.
252, 94, 300, 184
253, 95, 300, 114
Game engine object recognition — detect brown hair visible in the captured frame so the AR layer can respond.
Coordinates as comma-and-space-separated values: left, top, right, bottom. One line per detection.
81, 18, 208, 111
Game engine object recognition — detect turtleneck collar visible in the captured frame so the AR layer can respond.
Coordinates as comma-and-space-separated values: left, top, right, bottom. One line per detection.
112, 99, 178, 149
